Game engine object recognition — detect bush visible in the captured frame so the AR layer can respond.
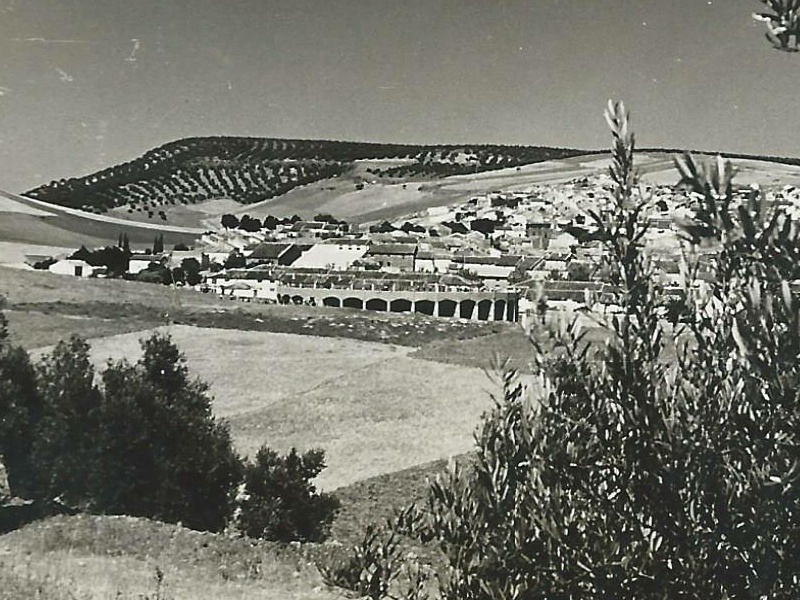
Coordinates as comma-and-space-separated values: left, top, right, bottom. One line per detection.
91, 333, 242, 532
237, 446, 339, 542
316, 523, 403, 600
32, 336, 102, 505
0, 312, 43, 499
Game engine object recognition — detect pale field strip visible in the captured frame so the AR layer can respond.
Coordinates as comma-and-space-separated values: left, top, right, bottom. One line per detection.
0, 241, 75, 267
0, 188, 207, 234
32, 325, 499, 491
0, 541, 344, 600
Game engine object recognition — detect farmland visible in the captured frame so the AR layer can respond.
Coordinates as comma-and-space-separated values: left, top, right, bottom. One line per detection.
32, 325, 499, 491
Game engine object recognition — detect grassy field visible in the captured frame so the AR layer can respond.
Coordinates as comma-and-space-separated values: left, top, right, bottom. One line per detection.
5, 309, 156, 350
0, 515, 346, 600
0, 266, 509, 349
33, 325, 498, 491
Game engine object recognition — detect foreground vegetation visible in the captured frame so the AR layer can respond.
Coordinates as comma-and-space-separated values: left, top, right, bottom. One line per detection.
0, 324, 341, 544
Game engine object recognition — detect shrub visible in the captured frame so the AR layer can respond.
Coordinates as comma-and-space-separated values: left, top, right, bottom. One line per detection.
237, 446, 339, 542
316, 523, 403, 600
32, 336, 102, 505
91, 333, 242, 532
0, 331, 242, 532
0, 312, 43, 499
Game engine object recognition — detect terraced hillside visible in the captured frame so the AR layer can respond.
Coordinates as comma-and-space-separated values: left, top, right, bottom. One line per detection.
24, 137, 592, 220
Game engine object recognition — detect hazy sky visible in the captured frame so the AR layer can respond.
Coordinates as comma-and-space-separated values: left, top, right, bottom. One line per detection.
0, 0, 793, 191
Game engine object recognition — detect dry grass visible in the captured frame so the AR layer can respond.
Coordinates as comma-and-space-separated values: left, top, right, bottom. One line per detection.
5, 309, 155, 350
0, 265, 225, 309
227, 353, 496, 490
0, 515, 346, 600
1, 266, 507, 349
411, 328, 538, 373
107, 198, 244, 229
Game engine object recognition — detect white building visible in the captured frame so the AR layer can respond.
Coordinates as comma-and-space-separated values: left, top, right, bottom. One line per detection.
290, 242, 368, 270
48, 259, 97, 277
128, 255, 164, 275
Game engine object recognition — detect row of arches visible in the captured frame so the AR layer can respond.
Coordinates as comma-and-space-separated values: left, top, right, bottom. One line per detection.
304, 295, 515, 321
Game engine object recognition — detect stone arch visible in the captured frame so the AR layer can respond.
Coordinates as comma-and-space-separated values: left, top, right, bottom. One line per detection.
323, 296, 341, 308
507, 299, 518, 322
366, 298, 388, 311
493, 299, 507, 322
291, 295, 304, 305
342, 297, 363, 309
415, 299, 435, 316
279, 294, 291, 305
477, 299, 493, 320
459, 299, 476, 319
390, 298, 413, 313
438, 299, 457, 318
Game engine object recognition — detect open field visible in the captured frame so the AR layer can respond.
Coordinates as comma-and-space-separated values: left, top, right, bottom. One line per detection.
0, 213, 119, 251
33, 325, 497, 491
0, 515, 345, 600
0, 241, 76, 268
5, 309, 156, 350
0, 265, 228, 309
108, 197, 245, 230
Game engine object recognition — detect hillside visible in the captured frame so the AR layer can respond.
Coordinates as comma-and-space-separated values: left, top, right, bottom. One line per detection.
24, 137, 593, 223
21, 138, 800, 234
0, 188, 204, 250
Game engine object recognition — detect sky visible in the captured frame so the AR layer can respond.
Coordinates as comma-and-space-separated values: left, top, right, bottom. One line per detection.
0, 0, 794, 192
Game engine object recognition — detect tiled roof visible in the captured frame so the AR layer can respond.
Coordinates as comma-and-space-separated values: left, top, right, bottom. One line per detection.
366, 244, 418, 256
248, 243, 291, 260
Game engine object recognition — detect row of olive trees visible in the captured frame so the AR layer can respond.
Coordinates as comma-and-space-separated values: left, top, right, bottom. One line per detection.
0, 321, 338, 541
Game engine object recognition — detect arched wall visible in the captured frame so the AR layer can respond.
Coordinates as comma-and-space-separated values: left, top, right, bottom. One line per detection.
366, 298, 388, 311
342, 297, 363, 309
390, 298, 413, 313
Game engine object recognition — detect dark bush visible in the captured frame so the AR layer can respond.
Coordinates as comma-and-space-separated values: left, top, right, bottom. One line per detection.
0, 312, 43, 499
237, 446, 339, 542
404, 102, 800, 599
0, 330, 243, 533
91, 333, 242, 532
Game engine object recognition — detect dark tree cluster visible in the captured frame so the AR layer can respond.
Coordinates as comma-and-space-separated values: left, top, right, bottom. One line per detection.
0, 322, 338, 539
69, 245, 131, 277
220, 213, 304, 231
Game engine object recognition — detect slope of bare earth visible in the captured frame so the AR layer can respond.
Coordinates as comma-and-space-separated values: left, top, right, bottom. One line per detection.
32, 325, 497, 491
107, 197, 245, 229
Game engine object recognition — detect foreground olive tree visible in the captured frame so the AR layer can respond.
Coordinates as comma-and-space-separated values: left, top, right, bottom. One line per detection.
398, 99, 800, 599
754, 0, 800, 51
